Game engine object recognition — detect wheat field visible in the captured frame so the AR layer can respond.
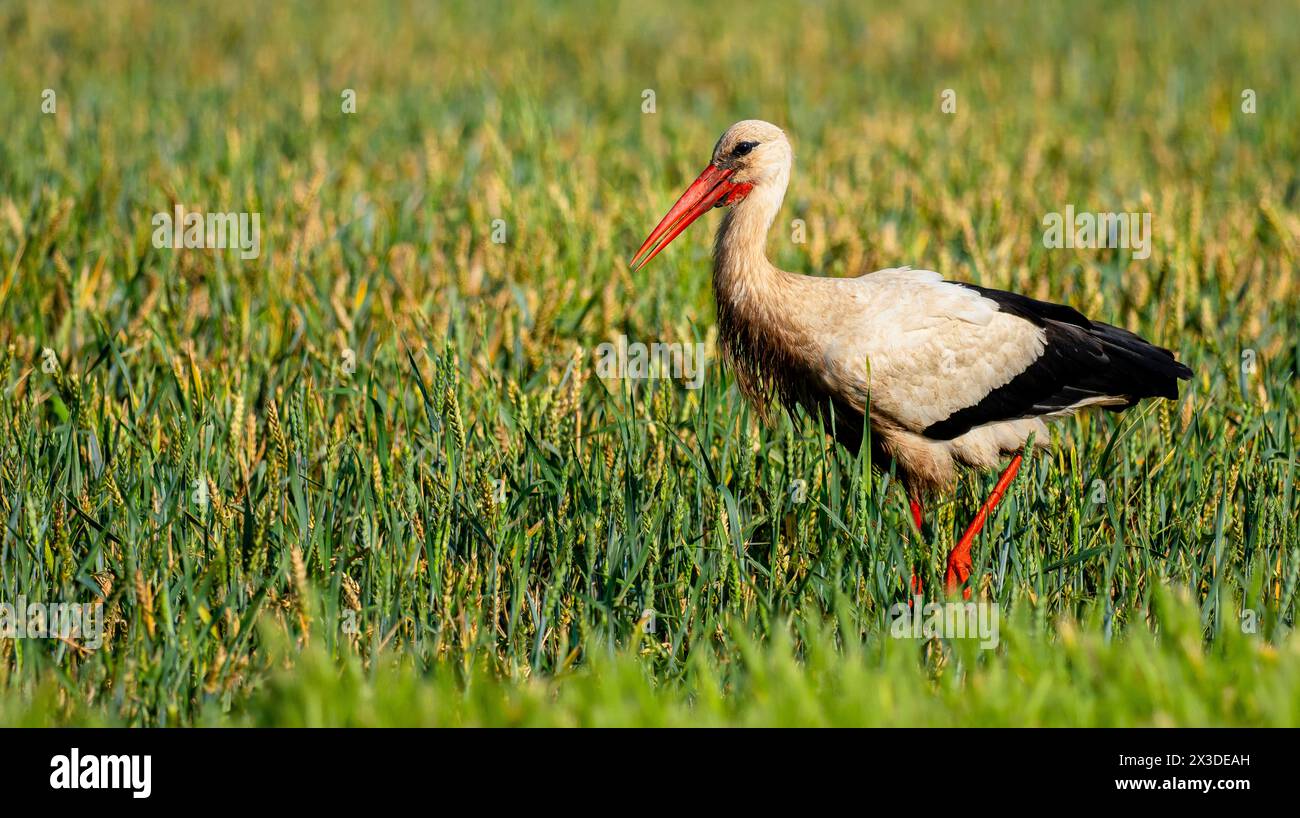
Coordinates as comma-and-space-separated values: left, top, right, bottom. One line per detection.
0, 0, 1298, 726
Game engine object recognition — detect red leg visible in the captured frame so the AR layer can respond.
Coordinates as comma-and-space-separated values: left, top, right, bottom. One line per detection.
946, 454, 1022, 598
908, 498, 924, 601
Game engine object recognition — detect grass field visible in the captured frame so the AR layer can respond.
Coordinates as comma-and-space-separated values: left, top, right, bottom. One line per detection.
1, 0, 1298, 727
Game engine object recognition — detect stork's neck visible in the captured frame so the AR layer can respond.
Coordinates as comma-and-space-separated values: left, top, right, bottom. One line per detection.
712, 164, 793, 312
711, 163, 817, 415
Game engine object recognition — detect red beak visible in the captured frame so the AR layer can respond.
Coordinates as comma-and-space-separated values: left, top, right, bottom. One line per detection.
630, 164, 745, 270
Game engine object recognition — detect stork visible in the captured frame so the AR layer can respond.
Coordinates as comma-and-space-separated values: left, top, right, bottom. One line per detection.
631, 120, 1191, 598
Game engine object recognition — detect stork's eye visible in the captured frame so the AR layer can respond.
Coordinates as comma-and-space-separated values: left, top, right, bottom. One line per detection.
733, 141, 759, 156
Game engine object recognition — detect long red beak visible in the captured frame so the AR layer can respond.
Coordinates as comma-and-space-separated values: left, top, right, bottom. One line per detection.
630, 164, 742, 270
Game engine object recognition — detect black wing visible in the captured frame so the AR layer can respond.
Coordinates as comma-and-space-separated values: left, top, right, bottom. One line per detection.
921, 284, 1192, 441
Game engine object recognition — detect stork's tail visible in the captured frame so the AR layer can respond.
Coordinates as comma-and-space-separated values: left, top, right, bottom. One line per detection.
1082, 321, 1191, 405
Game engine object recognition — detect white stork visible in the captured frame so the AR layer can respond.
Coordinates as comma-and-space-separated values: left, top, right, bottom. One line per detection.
631, 120, 1191, 597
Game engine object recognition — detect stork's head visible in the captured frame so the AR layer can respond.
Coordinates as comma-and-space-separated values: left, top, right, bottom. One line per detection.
631, 119, 791, 270
709, 119, 792, 187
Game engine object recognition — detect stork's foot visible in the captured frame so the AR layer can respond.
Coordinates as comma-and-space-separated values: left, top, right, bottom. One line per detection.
944, 553, 972, 599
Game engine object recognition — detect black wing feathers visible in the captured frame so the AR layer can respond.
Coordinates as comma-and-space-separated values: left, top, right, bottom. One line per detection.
921, 284, 1192, 441
956, 284, 1095, 330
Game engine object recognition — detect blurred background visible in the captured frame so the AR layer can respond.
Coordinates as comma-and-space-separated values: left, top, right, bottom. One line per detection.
0, 0, 1298, 726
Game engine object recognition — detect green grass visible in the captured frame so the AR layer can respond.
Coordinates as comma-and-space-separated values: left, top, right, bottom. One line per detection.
6, 591, 1298, 727
0, 0, 1298, 726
